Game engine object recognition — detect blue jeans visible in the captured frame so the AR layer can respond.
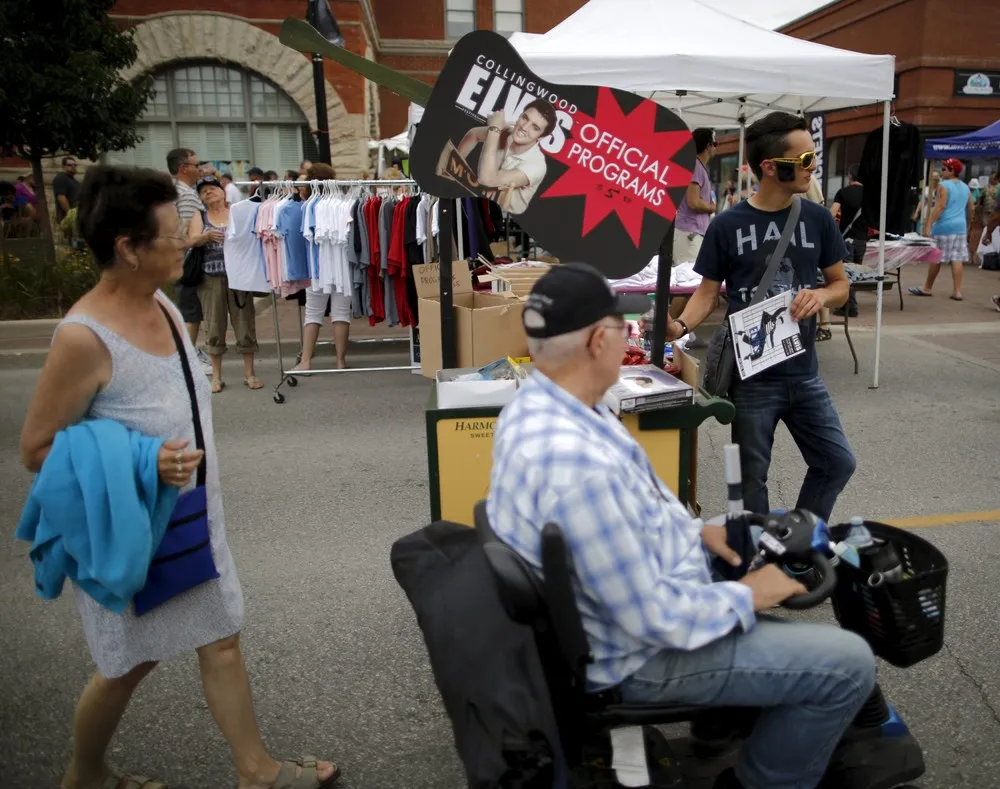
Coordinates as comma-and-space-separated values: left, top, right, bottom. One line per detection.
617, 619, 876, 789
731, 374, 856, 523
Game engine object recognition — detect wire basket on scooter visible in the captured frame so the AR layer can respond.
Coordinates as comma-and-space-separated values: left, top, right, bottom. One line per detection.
830, 521, 947, 668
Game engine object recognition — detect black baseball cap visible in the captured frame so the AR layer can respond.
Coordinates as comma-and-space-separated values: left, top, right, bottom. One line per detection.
196, 176, 222, 193
522, 263, 651, 338
248, 167, 265, 177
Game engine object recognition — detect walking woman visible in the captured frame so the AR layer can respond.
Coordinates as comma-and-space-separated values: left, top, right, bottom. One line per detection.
188, 176, 263, 393
18, 165, 339, 789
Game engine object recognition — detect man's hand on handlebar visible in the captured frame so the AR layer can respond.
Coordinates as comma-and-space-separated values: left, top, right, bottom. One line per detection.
739, 565, 808, 611
702, 524, 742, 568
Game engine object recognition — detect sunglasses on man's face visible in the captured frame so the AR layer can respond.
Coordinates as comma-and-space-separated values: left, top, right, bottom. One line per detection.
767, 151, 817, 171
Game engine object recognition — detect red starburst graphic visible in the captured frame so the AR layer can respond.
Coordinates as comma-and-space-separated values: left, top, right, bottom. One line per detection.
542, 88, 692, 246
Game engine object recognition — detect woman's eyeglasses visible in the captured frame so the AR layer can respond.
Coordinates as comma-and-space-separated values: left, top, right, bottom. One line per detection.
766, 151, 817, 171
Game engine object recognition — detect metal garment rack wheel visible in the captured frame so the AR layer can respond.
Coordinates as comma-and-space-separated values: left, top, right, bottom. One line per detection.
232, 178, 422, 403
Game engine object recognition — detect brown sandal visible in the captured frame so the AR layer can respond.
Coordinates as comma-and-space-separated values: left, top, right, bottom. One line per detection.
244, 375, 264, 390
210, 378, 225, 394
270, 755, 340, 788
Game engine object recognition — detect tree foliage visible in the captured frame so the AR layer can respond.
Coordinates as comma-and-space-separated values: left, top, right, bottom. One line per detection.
0, 0, 154, 162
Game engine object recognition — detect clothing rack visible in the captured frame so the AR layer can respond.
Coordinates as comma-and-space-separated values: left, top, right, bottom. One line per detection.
232, 177, 425, 404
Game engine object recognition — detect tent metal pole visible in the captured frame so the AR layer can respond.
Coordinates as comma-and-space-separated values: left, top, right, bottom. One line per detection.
736, 117, 746, 196
920, 158, 931, 229
871, 100, 891, 390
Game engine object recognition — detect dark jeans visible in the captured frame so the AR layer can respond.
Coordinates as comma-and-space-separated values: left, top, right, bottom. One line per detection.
731, 374, 856, 523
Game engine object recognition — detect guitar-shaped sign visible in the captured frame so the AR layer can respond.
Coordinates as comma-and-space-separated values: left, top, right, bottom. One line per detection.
280, 18, 695, 280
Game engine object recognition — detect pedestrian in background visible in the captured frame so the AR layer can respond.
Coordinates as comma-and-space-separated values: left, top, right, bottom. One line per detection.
187, 176, 262, 393
910, 158, 972, 301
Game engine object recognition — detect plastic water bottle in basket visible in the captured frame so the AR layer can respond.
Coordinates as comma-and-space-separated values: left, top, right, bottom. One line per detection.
829, 518, 948, 667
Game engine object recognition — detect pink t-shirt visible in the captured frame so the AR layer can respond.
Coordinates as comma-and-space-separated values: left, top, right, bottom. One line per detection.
675, 159, 712, 236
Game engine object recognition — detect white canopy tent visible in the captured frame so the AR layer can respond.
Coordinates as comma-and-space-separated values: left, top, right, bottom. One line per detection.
509, 0, 897, 388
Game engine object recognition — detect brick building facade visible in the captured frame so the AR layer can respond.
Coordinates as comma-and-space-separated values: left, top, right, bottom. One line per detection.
715, 0, 1000, 198
9, 0, 995, 211
1, 0, 588, 191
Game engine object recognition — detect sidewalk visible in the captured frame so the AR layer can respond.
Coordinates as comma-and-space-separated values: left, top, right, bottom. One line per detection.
2, 263, 995, 368
0, 295, 412, 367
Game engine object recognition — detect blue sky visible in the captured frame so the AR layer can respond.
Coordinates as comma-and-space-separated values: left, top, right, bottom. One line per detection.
699, 0, 835, 29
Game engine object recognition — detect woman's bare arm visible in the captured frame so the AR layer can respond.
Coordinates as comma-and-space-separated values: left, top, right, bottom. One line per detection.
19, 324, 111, 472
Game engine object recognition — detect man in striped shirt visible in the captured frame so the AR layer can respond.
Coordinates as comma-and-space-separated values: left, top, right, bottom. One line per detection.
487, 263, 876, 789
166, 148, 211, 373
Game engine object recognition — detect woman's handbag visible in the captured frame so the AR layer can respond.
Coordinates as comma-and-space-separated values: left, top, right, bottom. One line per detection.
702, 196, 802, 398
179, 244, 205, 288
133, 304, 220, 616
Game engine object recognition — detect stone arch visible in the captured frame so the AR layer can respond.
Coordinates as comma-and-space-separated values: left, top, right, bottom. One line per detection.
122, 12, 365, 176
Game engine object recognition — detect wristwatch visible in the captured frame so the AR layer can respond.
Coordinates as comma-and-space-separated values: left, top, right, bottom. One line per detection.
674, 318, 689, 336
487, 126, 503, 134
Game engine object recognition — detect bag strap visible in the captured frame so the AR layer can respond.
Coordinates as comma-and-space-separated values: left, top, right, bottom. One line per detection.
841, 207, 863, 239
748, 196, 801, 308
158, 301, 206, 487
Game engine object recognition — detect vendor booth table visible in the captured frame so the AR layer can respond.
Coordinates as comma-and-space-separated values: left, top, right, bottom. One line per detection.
425, 349, 735, 526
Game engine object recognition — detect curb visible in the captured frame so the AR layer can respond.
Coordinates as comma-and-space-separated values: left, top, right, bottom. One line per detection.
0, 337, 411, 371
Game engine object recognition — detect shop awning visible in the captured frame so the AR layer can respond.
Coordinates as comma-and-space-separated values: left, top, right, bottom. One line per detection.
508, 0, 895, 128
924, 119, 1000, 160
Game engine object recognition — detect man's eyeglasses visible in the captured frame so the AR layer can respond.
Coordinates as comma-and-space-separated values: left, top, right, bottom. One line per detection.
766, 151, 817, 171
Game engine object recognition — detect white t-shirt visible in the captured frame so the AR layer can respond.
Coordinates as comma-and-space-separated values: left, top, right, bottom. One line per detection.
498, 139, 547, 215
224, 182, 243, 205
225, 200, 270, 293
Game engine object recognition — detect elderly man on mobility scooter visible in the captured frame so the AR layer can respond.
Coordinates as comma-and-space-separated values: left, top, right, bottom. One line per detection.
486, 260, 935, 789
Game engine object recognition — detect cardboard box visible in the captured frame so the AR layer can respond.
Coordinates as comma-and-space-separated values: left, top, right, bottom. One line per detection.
435, 368, 519, 408
415, 262, 528, 378
479, 263, 552, 297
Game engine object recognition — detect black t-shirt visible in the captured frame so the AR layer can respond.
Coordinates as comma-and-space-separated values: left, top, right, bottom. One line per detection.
694, 198, 847, 380
52, 173, 81, 222
833, 183, 867, 241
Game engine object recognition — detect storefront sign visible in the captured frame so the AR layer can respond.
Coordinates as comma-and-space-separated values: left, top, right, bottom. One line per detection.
808, 114, 826, 196
409, 31, 696, 279
954, 70, 1000, 97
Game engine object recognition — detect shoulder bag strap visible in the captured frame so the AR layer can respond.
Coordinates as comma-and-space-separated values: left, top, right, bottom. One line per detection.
841, 207, 863, 239
157, 301, 207, 487
748, 195, 801, 308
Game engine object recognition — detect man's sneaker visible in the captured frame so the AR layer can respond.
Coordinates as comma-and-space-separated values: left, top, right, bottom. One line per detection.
992, 294, 1000, 313
196, 348, 213, 375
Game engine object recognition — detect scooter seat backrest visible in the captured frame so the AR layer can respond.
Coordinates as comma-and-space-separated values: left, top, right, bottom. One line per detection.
483, 541, 545, 625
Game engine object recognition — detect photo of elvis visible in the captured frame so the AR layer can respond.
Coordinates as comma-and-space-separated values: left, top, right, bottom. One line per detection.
444, 98, 556, 215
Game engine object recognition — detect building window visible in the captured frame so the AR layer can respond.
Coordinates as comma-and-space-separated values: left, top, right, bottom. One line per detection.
445, 0, 476, 39
494, 0, 524, 37
108, 62, 317, 177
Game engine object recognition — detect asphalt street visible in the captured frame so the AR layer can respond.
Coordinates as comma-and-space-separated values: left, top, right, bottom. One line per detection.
1, 331, 998, 789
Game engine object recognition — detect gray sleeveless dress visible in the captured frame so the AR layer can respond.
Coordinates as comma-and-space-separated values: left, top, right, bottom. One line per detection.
56, 293, 243, 679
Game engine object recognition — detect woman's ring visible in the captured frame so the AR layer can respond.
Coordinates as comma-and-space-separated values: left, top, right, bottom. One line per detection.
175, 462, 183, 475
175, 450, 183, 463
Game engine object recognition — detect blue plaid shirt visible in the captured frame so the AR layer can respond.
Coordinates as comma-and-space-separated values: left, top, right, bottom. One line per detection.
487, 372, 755, 691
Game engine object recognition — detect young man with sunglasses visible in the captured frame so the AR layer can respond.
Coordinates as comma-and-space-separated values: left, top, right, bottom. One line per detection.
668, 111, 855, 524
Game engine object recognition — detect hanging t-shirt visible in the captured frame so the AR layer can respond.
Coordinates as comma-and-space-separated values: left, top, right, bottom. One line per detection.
225, 200, 269, 293
694, 198, 847, 381
276, 200, 310, 284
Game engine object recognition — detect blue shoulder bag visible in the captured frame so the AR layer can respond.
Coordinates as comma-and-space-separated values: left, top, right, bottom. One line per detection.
133, 304, 220, 616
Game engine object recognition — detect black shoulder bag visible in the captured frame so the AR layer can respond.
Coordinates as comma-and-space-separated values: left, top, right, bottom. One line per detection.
133, 304, 220, 616
702, 196, 802, 398
178, 212, 207, 288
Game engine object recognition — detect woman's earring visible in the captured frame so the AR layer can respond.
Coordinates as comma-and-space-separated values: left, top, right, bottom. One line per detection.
129, 260, 139, 272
